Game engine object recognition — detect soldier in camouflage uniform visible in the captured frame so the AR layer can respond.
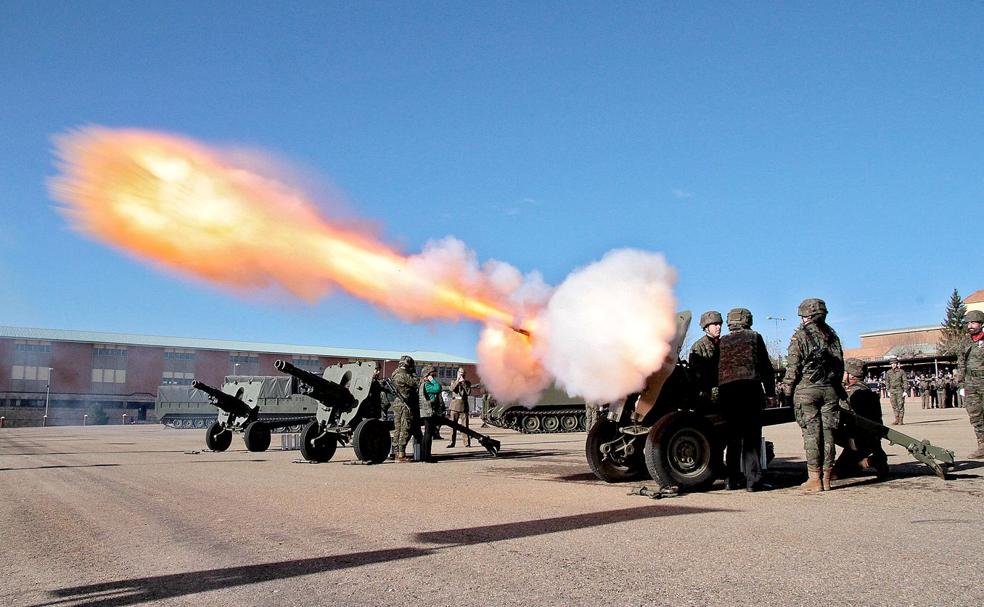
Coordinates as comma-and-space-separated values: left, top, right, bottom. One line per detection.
833, 358, 888, 478
886, 359, 907, 424
689, 310, 723, 403
957, 310, 984, 458
919, 375, 930, 409
783, 298, 844, 492
717, 308, 775, 491
390, 355, 421, 462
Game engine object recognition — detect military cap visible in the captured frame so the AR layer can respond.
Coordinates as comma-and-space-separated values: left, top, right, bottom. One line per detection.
844, 358, 865, 378
967, 310, 984, 323
726, 308, 753, 329
797, 298, 828, 317
699, 310, 723, 329
419, 365, 436, 378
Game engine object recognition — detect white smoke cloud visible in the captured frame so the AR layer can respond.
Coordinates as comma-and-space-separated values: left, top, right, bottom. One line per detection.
535, 249, 677, 405
476, 323, 551, 404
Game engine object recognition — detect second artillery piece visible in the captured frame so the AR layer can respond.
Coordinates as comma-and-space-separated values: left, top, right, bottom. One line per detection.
194, 376, 318, 452
276, 359, 394, 464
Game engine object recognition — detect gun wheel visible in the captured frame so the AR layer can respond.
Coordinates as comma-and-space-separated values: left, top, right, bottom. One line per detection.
300, 420, 336, 462
353, 418, 392, 464
585, 419, 646, 482
243, 421, 271, 452
205, 421, 232, 452
644, 411, 721, 492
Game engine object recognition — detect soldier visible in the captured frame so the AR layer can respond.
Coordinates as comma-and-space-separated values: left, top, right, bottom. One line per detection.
886, 359, 907, 424
956, 309, 984, 458
782, 298, 844, 492
919, 375, 930, 409
447, 368, 472, 448
584, 402, 599, 430
417, 365, 443, 462
833, 358, 888, 479
717, 308, 775, 491
390, 355, 421, 462
689, 310, 723, 403
929, 376, 939, 408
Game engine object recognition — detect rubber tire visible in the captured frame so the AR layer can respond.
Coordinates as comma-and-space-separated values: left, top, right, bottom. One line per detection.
560, 415, 579, 431
352, 418, 392, 464
542, 416, 561, 432
585, 418, 646, 483
521, 415, 542, 433
243, 421, 271, 452
205, 421, 232, 452
300, 420, 337, 463
643, 411, 721, 492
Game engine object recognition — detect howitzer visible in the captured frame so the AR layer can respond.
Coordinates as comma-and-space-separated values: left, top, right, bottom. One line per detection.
193, 380, 254, 418
274, 360, 356, 411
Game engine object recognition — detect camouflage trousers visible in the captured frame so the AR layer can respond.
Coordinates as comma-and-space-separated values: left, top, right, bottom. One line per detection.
966, 385, 984, 442
889, 391, 905, 418
793, 385, 840, 469
392, 402, 421, 454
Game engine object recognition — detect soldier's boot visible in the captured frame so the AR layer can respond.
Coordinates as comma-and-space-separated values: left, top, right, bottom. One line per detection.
898, 413, 904, 425
394, 452, 407, 462
967, 439, 984, 459
822, 468, 833, 491
799, 467, 823, 492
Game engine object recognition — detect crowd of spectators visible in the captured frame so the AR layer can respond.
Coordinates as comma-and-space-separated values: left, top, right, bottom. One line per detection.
865, 369, 964, 408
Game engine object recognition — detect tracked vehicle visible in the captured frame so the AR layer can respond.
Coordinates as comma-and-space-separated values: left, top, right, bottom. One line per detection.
485, 385, 587, 433
586, 311, 955, 491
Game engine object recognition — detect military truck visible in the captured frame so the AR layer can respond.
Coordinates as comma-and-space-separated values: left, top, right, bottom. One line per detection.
485, 385, 587, 433
155, 375, 316, 433
586, 311, 955, 491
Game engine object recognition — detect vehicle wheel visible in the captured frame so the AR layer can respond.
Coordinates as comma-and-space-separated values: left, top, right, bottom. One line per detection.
205, 421, 232, 452
300, 420, 336, 463
289, 424, 302, 433
243, 421, 271, 452
578, 415, 588, 431
585, 418, 646, 483
644, 411, 721, 491
542, 415, 561, 432
521, 415, 542, 433
560, 415, 579, 431
193, 418, 205, 429
352, 418, 392, 464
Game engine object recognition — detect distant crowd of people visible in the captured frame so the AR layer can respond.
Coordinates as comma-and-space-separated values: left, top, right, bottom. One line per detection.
864, 370, 965, 409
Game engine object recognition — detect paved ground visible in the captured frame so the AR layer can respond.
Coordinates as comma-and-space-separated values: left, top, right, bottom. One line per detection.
1, 399, 982, 607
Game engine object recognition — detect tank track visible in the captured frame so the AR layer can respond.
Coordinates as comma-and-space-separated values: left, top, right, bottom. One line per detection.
500, 407, 587, 434
162, 415, 310, 432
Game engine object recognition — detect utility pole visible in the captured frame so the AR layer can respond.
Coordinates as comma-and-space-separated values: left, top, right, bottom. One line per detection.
766, 316, 786, 363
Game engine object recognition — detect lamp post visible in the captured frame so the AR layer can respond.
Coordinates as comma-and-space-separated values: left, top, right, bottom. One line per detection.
234, 363, 240, 376
43, 367, 52, 427
766, 317, 785, 362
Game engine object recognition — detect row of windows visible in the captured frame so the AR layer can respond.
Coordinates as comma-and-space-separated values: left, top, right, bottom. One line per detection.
92, 368, 127, 384
163, 351, 196, 361
93, 346, 127, 357
11, 365, 51, 381
14, 343, 52, 353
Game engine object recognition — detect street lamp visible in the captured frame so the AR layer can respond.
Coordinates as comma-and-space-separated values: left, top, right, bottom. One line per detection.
766, 317, 785, 360
43, 367, 53, 427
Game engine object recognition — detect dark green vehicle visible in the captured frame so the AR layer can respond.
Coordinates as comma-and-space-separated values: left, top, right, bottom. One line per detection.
485, 385, 587, 433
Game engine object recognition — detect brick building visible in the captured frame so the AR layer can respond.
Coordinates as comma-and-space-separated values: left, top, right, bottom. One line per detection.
0, 326, 475, 427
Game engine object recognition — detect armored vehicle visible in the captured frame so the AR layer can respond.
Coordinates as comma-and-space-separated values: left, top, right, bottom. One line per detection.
194, 377, 319, 452
586, 311, 955, 491
155, 375, 316, 433
485, 385, 587, 433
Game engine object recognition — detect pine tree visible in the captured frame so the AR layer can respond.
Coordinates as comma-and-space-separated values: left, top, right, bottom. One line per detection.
938, 289, 969, 357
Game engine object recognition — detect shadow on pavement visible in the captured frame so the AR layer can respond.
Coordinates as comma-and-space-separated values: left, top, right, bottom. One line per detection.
0, 463, 120, 472
414, 504, 731, 546
37, 547, 434, 607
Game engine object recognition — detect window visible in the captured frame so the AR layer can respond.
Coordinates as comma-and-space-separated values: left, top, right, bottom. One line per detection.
164, 349, 196, 361
292, 356, 321, 371
92, 369, 126, 384
229, 352, 259, 364
11, 365, 50, 382
93, 346, 127, 358
162, 371, 194, 385
14, 341, 52, 353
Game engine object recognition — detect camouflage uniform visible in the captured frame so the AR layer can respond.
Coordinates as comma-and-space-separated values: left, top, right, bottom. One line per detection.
886, 365, 907, 423
689, 310, 723, 402
717, 308, 774, 490
834, 358, 888, 477
390, 357, 420, 457
783, 301, 844, 475
919, 377, 930, 409
956, 310, 984, 456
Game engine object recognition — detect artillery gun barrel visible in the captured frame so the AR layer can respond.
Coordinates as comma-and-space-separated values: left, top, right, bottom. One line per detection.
192, 380, 252, 417
274, 360, 354, 405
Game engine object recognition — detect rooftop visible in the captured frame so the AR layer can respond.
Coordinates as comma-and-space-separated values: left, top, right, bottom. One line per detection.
858, 326, 939, 338
0, 325, 475, 364
964, 289, 984, 304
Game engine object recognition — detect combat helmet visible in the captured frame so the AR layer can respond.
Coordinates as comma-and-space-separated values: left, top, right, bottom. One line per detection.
797, 298, 828, 319
419, 365, 436, 378
844, 358, 865, 379
699, 310, 723, 329
398, 355, 416, 372
726, 308, 753, 329
966, 310, 984, 323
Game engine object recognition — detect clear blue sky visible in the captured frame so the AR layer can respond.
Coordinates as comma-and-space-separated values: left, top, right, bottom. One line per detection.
1, 2, 981, 358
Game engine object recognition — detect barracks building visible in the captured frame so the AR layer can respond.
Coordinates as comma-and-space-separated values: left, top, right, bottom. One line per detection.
0, 326, 476, 427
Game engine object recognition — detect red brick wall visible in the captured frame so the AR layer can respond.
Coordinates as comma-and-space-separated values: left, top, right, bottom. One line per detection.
0, 340, 11, 391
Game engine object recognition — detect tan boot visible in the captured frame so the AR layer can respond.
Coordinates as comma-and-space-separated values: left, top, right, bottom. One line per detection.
394, 452, 407, 463
822, 468, 833, 491
967, 440, 984, 459
799, 467, 823, 492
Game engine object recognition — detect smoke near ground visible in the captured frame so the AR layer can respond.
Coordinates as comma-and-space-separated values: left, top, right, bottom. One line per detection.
49, 126, 678, 406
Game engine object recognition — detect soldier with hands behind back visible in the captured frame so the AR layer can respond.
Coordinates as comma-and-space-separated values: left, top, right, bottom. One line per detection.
886, 359, 907, 425
783, 298, 844, 492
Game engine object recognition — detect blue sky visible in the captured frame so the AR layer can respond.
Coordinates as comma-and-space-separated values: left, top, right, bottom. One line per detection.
1, 2, 981, 358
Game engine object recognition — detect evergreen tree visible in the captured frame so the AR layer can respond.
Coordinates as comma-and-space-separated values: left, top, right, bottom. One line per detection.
938, 289, 969, 356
